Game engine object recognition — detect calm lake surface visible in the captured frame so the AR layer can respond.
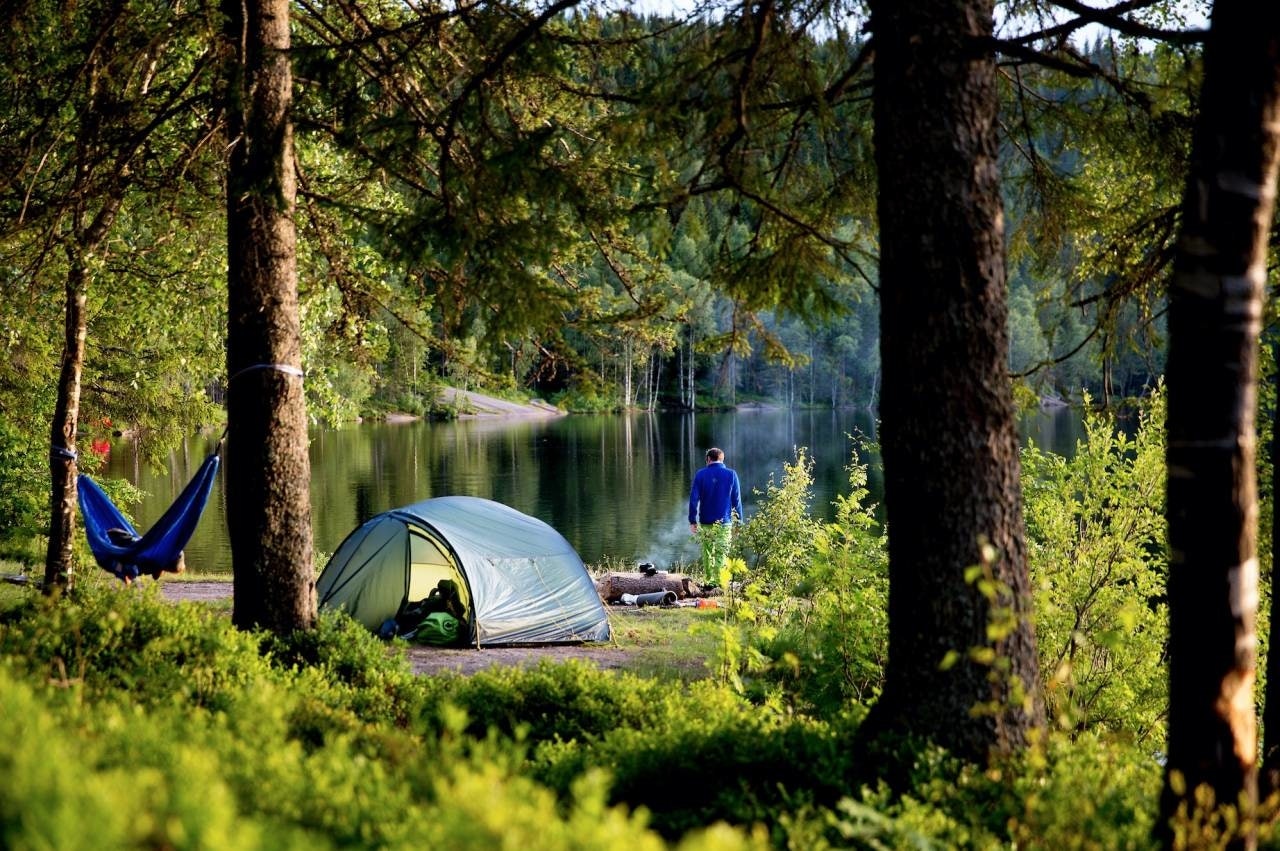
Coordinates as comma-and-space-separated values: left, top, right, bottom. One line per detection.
100, 406, 1086, 576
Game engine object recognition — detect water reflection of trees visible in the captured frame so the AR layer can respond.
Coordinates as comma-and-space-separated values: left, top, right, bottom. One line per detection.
108, 407, 1081, 574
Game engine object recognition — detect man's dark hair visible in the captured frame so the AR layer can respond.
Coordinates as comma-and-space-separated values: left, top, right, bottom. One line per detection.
706, 448, 724, 462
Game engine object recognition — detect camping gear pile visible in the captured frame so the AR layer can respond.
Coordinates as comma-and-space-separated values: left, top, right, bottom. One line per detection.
618, 590, 678, 607
377, 578, 467, 643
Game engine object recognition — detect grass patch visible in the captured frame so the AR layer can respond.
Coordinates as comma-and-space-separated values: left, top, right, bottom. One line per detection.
0, 585, 27, 616
0, 559, 32, 582
606, 606, 723, 681
0, 560, 35, 617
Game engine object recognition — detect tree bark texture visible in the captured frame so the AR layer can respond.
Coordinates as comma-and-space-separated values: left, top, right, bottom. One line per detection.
223, 0, 316, 633
861, 0, 1044, 762
43, 263, 88, 591
1164, 1, 1280, 838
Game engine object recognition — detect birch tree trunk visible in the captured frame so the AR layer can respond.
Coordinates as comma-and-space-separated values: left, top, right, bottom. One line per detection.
1163, 1, 1280, 841
43, 260, 89, 591
622, 336, 634, 408
687, 329, 696, 411
43, 54, 130, 591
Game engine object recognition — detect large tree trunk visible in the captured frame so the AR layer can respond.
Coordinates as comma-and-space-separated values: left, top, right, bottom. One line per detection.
859, 0, 1044, 763
43, 261, 89, 592
1164, 1, 1280, 841
223, 0, 316, 633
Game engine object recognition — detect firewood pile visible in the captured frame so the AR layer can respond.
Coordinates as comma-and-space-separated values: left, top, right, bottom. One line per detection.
593, 570, 715, 603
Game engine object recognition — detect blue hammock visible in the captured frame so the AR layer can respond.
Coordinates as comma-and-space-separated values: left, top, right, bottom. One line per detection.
78, 452, 221, 581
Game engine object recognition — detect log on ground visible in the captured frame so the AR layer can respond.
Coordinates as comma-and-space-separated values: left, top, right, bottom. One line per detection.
594, 571, 711, 602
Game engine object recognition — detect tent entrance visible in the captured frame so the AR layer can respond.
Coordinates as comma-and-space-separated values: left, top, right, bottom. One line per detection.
407, 525, 470, 619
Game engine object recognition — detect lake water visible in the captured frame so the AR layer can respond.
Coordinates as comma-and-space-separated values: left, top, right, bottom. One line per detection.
99, 406, 1086, 576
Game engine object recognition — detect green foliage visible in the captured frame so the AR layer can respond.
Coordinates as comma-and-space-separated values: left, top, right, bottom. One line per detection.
532, 685, 857, 842
0, 579, 274, 710
735, 447, 822, 595
1022, 391, 1168, 738
551, 374, 619, 414
0, 665, 260, 851
262, 610, 429, 726
1008, 282, 1051, 380
767, 450, 889, 716
704, 443, 889, 716
1003, 732, 1160, 847
445, 660, 657, 742
737, 447, 889, 717
0, 415, 46, 545
713, 448, 826, 698
820, 732, 1160, 850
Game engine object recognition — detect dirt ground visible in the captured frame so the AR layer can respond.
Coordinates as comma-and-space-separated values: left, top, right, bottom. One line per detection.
159, 581, 649, 676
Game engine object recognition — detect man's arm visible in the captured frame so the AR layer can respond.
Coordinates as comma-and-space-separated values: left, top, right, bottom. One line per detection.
731, 472, 744, 522
689, 473, 700, 532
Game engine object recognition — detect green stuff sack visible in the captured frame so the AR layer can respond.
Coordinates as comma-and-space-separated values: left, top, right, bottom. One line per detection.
416, 611, 461, 646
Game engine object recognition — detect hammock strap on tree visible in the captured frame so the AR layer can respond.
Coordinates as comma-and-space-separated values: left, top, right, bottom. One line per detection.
227, 362, 304, 383
78, 449, 221, 581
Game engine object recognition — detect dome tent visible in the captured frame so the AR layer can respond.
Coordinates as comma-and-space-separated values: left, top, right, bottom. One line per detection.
317, 496, 611, 646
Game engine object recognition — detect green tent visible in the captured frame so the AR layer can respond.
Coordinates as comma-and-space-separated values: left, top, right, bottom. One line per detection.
317, 496, 611, 646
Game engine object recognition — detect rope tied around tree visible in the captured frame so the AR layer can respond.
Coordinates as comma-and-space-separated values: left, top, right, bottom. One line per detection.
226, 363, 304, 384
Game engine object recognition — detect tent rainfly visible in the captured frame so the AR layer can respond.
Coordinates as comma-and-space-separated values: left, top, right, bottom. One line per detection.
316, 496, 611, 646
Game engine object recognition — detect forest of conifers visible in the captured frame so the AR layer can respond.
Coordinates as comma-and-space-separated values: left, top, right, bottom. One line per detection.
0, 1, 1175, 452
6, 0, 1280, 847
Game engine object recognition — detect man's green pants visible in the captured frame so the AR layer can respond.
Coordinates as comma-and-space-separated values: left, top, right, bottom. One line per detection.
697, 522, 733, 582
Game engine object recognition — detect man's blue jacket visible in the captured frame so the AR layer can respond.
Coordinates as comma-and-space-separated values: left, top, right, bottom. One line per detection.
689, 462, 744, 525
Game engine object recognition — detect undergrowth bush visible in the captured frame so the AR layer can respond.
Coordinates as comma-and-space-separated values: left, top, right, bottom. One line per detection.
1022, 392, 1169, 739
444, 659, 658, 741
734, 448, 821, 596
264, 610, 429, 727
533, 694, 858, 842
0, 578, 272, 710
722, 446, 889, 717
762, 449, 888, 716
816, 732, 1161, 850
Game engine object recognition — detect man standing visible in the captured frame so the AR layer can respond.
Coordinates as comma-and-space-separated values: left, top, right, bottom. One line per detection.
688, 447, 745, 581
